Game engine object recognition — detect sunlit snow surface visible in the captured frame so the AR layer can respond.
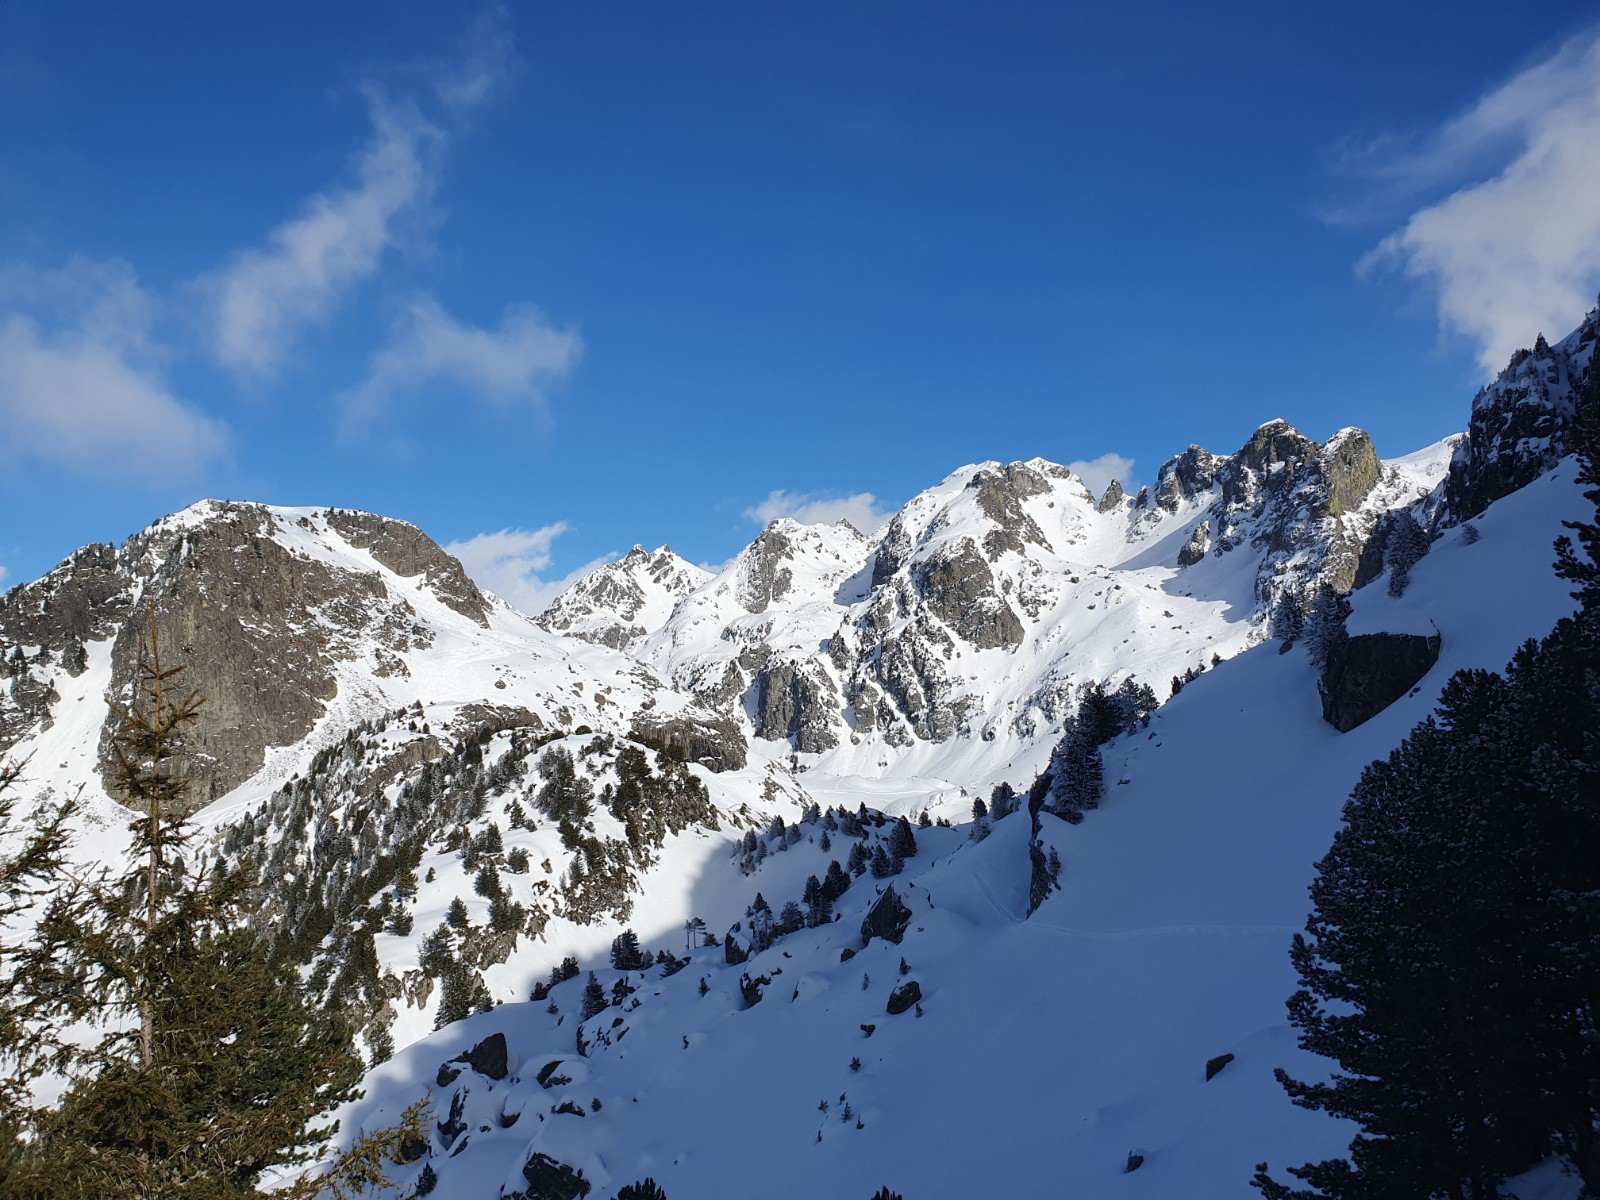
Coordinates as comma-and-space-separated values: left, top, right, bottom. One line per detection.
312, 462, 1589, 1200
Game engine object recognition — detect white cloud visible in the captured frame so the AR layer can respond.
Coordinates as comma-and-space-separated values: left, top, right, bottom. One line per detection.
1066, 452, 1135, 498
435, 7, 519, 115
1354, 28, 1600, 374
743, 489, 893, 534
204, 91, 442, 377
339, 294, 581, 433
0, 258, 227, 473
445, 524, 607, 616
0, 565, 8, 587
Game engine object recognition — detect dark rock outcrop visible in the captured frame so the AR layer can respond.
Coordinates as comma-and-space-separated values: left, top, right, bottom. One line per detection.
454, 1032, 509, 1080
1205, 1051, 1235, 1081
322, 508, 490, 626
886, 979, 923, 1015
860, 885, 913, 946
630, 712, 747, 772
1445, 311, 1597, 522
1176, 520, 1211, 567
521, 1151, 591, 1199
913, 539, 1024, 650
737, 525, 796, 614
1319, 631, 1442, 732
1153, 446, 1220, 512
968, 462, 1051, 559
1096, 479, 1125, 512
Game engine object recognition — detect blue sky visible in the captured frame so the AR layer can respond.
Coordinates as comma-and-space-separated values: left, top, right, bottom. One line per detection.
4, 2, 1599, 609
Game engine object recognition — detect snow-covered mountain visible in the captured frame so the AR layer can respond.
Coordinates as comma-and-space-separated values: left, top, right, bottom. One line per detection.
2, 302, 1596, 1198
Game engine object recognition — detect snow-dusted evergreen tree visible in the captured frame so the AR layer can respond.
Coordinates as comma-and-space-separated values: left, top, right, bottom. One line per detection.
1384, 511, 1431, 597
1301, 586, 1352, 670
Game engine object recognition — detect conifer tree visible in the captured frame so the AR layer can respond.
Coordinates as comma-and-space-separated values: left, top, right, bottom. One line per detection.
580, 973, 608, 1022
1257, 383, 1600, 1197
6, 607, 426, 1198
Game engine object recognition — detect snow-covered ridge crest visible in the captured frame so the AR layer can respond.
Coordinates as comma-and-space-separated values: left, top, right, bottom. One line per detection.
0, 499, 743, 816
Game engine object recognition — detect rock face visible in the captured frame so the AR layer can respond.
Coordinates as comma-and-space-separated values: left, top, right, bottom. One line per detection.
1176, 521, 1211, 567
1445, 311, 1599, 522
737, 525, 798, 613
913, 539, 1024, 650
630, 712, 747, 772
969, 462, 1052, 559
753, 660, 840, 753
860, 885, 913, 946
1, 502, 453, 802
322, 509, 491, 626
1096, 479, 1125, 512
1318, 631, 1442, 732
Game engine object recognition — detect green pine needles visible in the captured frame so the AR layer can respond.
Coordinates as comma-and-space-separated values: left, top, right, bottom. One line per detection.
0, 605, 429, 1199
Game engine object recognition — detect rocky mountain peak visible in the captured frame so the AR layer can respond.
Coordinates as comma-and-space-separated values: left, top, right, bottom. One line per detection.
1444, 299, 1599, 522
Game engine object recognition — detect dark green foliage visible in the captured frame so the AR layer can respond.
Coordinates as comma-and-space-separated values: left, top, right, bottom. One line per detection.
822, 860, 851, 903
0, 615, 423, 1199
446, 896, 470, 929
846, 841, 869, 876
1258, 410, 1600, 1198
868, 844, 894, 879
869, 1189, 905, 1200
580, 973, 607, 1022
612, 1181, 667, 1200
610, 928, 647, 972
887, 817, 917, 864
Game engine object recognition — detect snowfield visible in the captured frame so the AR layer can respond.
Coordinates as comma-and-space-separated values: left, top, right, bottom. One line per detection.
313, 462, 1588, 1200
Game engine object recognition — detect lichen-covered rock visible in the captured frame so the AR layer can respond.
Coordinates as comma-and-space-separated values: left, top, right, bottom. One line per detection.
1321, 429, 1381, 518
1318, 631, 1442, 732
860, 884, 913, 946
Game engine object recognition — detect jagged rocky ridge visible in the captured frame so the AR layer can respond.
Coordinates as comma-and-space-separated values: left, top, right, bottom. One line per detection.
2, 302, 1596, 1199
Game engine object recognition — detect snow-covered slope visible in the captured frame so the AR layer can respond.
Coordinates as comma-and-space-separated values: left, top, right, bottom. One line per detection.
327, 458, 1591, 1200
538, 546, 711, 653
539, 428, 1450, 811
5, 304, 1596, 1200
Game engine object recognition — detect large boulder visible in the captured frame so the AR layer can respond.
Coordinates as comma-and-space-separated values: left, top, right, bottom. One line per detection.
1319, 631, 1442, 732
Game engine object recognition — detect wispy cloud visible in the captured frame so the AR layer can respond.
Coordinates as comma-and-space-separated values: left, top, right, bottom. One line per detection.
434, 6, 519, 115
338, 294, 581, 434
1347, 28, 1600, 374
201, 9, 520, 379
1066, 452, 1135, 498
0, 258, 227, 474
744, 489, 893, 534
202, 92, 442, 377
445, 524, 606, 616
